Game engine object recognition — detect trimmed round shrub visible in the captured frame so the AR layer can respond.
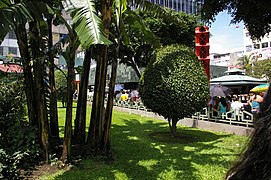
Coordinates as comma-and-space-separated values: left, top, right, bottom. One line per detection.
139, 45, 209, 122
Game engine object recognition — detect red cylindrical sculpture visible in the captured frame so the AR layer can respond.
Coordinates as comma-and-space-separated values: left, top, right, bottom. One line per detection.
195, 26, 210, 80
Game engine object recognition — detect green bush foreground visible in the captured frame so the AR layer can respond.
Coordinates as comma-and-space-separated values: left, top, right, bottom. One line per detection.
42, 109, 248, 180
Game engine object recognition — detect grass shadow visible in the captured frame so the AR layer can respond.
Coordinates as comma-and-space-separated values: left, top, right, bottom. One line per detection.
50, 112, 247, 179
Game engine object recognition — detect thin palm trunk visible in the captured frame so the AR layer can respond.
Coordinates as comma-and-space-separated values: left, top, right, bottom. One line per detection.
103, 56, 117, 154
47, 16, 60, 146
130, 56, 141, 79
87, 46, 107, 151
87, 0, 112, 153
29, 21, 51, 162
61, 47, 76, 163
74, 48, 92, 145
14, 24, 38, 127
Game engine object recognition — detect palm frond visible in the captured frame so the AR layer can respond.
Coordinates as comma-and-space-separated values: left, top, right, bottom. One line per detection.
0, 1, 35, 42
129, 0, 185, 24
63, 0, 112, 48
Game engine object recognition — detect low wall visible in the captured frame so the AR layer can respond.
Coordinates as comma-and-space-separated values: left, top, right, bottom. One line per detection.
113, 106, 254, 136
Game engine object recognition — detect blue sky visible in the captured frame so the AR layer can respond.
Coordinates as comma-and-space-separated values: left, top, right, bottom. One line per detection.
209, 11, 244, 54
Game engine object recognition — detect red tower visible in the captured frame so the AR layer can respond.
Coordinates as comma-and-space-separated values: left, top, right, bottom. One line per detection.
195, 26, 210, 80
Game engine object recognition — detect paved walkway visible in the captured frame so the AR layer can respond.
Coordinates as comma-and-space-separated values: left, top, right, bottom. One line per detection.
113, 106, 253, 136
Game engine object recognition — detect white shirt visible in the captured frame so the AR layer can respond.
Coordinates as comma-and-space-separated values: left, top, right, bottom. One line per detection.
231, 101, 243, 115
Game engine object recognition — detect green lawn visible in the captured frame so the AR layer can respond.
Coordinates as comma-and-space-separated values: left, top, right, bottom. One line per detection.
43, 104, 248, 180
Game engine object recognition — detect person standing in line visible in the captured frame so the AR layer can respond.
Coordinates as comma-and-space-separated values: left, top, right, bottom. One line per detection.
248, 92, 263, 114
225, 95, 232, 112
115, 90, 122, 102
226, 84, 271, 180
120, 90, 128, 101
214, 97, 227, 114
231, 96, 243, 119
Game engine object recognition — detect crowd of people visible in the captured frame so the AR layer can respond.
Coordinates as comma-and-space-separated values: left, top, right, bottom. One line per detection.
226, 85, 271, 179
114, 89, 140, 104
208, 92, 265, 118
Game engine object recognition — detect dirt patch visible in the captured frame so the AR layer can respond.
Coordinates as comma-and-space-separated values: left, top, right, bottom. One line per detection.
149, 132, 198, 144
20, 163, 70, 179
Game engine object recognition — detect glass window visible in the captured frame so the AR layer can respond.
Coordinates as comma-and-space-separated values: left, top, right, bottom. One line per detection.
8, 31, 16, 39
254, 44, 260, 49
8, 47, 17, 55
0, 46, 3, 55
246, 45, 252, 52
262, 42, 268, 48
165, 0, 168, 7
160, 0, 164, 6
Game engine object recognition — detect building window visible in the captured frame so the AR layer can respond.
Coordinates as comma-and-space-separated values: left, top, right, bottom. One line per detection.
8, 47, 17, 55
246, 45, 252, 52
8, 31, 17, 39
0, 46, 3, 55
254, 44, 260, 49
262, 42, 268, 48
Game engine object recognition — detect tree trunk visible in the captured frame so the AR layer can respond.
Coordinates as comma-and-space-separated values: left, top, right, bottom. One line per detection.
47, 16, 60, 146
171, 118, 178, 137
87, 0, 112, 153
168, 118, 173, 135
103, 57, 117, 154
74, 48, 92, 145
130, 57, 141, 79
15, 25, 38, 127
87, 46, 107, 151
29, 21, 51, 162
61, 46, 76, 163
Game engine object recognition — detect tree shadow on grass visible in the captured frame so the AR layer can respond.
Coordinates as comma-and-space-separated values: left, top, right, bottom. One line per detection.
52, 117, 246, 180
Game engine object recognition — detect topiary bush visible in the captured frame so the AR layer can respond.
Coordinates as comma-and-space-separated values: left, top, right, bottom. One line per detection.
55, 70, 68, 107
139, 44, 209, 136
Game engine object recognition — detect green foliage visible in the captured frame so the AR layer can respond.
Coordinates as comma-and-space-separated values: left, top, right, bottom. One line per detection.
118, 8, 200, 69
0, 82, 26, 132
55, 69, 68, 103
246, 59, 271, 81
139, 10, 200, 47
0, 149, 27, 179
199, 0, 271, 40
55, 69, 67, 91
0, 82, 40, 179
139, 45, 209, 120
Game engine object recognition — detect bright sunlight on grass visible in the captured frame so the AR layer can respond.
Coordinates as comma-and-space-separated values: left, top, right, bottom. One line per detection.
43, 103, 248, 180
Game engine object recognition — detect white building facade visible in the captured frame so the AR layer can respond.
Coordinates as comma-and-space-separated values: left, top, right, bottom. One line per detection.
243, 28, 271, 61
0, 32, 20, 57
149, 0, 202, 14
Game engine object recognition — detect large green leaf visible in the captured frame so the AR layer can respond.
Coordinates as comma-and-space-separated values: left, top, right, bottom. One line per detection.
63, 0, 112, 48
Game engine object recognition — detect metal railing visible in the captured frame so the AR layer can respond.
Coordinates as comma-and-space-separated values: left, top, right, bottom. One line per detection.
114, 100, 151, 111
113, 100, 254, 127
192, 107, 254, 127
